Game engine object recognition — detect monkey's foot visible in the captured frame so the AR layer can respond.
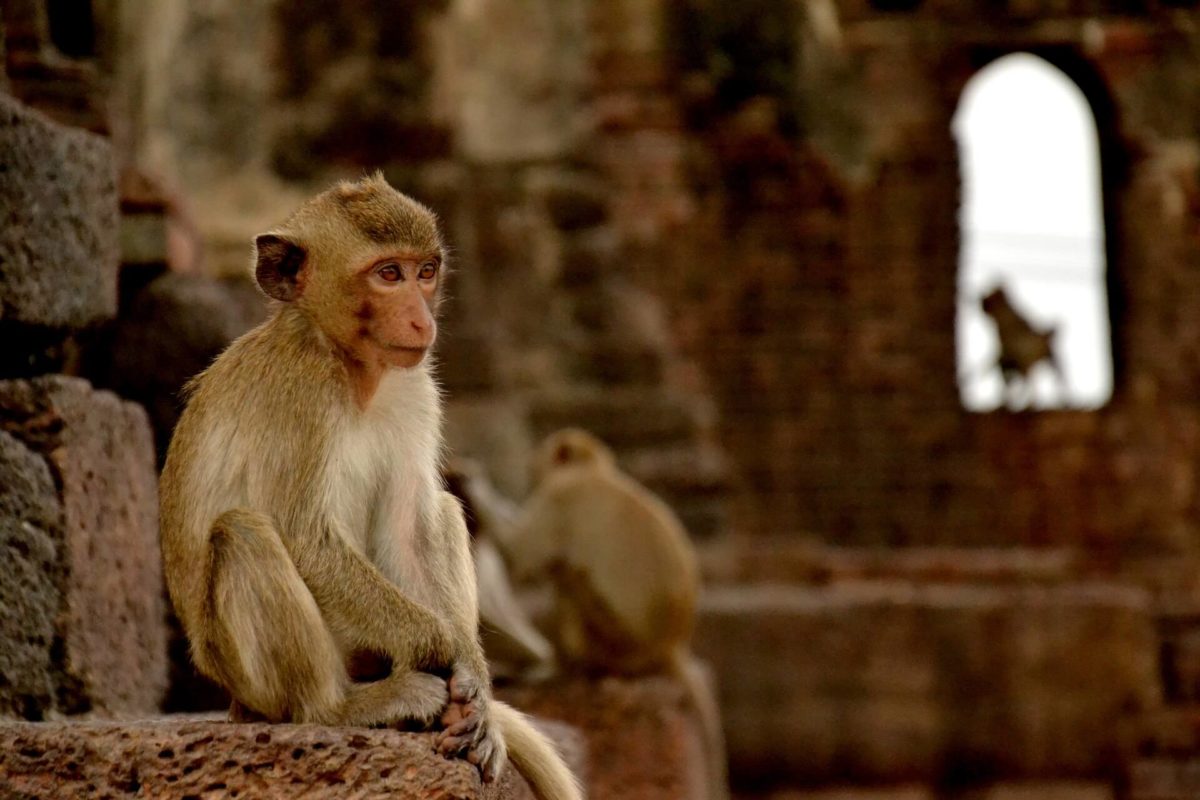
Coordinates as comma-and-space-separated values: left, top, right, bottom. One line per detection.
435, 673, 506, 783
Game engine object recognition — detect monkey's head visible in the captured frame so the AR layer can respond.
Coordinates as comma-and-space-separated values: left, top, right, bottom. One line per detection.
533, 428, 615, 484
253, 172, 446, 370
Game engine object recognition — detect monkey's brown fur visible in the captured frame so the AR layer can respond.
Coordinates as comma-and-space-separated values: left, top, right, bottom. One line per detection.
159, 174, 580, 800
510, 429, 728, 800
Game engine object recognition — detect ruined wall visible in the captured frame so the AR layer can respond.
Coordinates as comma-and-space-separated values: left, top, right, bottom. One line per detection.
592, 0, 1200, 558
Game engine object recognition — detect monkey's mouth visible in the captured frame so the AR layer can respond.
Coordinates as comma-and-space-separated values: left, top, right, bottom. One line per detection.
386, 345, 428, 354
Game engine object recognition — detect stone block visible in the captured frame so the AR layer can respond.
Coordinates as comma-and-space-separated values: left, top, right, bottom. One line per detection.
0, 377, 167, 715
0, 431, 62, 719
0, 94, 118, 329
696, 583, 1158, 786
499, 675, 709, 800
0, 718, 582, 798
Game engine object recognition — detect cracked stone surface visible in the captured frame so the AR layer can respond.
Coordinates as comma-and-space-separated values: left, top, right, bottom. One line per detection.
0, 717, 583, 799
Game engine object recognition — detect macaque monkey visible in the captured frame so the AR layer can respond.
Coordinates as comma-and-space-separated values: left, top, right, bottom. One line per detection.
980, 285, 1067, 408
159, 174, 580, 800
508, 429, 728, 800
443, 458, 556, 680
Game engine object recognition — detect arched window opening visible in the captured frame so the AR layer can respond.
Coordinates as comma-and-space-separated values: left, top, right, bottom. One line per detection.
954, 53, 1112, 412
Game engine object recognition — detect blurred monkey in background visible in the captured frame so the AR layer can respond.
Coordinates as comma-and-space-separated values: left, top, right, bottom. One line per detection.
508, 428, 728, 800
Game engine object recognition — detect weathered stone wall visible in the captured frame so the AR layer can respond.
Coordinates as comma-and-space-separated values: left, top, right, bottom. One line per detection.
587, 2, 1200, 557
0, 377, 166, 717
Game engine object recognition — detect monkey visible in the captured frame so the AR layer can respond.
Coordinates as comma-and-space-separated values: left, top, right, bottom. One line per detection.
443, 458, 556, 681
158, 173, 581, 800
505, 428, 728, 800
979, 285, 1068, 409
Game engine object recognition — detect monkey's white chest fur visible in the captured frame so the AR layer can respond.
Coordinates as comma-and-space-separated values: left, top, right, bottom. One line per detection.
327, 368, 443, 605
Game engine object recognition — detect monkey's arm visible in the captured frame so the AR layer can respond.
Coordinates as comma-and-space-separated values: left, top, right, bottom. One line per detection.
288, 520, 456, 669
504, 488, 565, 582
432, 492, 488, 665
430, 492, 509, 779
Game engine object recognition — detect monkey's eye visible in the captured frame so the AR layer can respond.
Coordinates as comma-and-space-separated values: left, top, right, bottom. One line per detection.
417, 261, 439, 281
377, 264, 402, 282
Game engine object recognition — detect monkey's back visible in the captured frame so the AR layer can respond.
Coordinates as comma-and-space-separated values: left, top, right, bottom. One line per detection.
159, 309, 342, 638
549, 469, 699, 659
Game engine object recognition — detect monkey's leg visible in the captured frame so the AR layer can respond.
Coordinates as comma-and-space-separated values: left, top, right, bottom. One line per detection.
202, 509, 345, 723
205, 510, 448, 728
332, 668, 449, 728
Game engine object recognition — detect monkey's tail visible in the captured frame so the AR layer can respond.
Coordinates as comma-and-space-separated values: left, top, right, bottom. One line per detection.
671, 648, 730, 800
492, 700, 584, 800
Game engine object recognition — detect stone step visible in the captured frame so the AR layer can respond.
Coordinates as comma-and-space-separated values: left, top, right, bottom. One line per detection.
700, 541, 1081, 587
695, 582, 1158, 787
0, 717, 583, 799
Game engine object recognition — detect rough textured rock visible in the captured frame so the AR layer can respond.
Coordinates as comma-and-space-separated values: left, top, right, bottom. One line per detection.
0, 377, 167, 716
499, 675, 709, 800
0, 430, 63, 719
0, 718, 583, 798
696, 582, 1158, 786
0, 94, 118, 328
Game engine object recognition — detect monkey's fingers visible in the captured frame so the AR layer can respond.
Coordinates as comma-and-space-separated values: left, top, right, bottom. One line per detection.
437, 732, 474, 757
466, 738, 501, 784
437, 709, 482, 757
440, 701, 467, 728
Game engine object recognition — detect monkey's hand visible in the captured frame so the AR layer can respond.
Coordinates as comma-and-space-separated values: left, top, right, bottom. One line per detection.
435, 669, 507, 783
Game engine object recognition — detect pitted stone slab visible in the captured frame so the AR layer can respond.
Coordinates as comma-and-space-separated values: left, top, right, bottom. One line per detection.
0, 430, 63, 719
0, 376, 166, 716
0, 94, 118, 328
0, 717, 584, 799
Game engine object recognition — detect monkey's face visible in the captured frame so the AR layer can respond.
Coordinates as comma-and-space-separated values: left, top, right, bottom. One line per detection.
253, 175, 447, 373
341, 252, 442, 370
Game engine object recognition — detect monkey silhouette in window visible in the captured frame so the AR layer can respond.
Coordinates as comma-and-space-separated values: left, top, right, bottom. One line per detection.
979, 285, 1068, 409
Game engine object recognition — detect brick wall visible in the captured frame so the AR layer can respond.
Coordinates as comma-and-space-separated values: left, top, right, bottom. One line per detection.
589, 3, 1200, 555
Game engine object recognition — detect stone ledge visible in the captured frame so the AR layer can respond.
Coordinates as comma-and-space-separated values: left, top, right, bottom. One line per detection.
0, 717, 582, 799
697, 582, 1158, 785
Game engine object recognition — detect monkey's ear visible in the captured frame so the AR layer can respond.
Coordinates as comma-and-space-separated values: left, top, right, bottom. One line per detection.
254, 234, 307, 302
553, 443, 573, 465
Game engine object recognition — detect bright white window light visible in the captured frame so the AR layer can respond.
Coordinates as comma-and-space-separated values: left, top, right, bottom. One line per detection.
954, 53, 1112, 411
